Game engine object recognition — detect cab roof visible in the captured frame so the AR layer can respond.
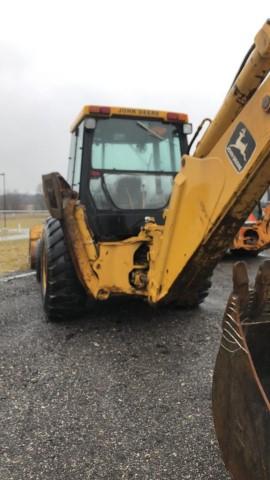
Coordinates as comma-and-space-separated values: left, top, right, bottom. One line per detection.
70, 105, 189, 132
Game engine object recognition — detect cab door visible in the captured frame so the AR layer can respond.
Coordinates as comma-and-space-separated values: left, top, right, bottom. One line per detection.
67, 123, 84, 192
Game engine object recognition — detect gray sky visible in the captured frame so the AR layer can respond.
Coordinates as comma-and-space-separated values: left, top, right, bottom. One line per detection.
0, 0, 269, 192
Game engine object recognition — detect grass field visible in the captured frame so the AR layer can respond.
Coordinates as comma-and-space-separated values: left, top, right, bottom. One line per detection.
0, 239, 29, 275
0, 213, 47, 231
0, 213, 47, 275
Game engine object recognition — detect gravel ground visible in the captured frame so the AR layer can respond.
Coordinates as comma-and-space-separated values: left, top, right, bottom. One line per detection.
0, 255, 267, 480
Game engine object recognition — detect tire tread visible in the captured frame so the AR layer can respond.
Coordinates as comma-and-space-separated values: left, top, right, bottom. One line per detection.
41, 218, 86, 321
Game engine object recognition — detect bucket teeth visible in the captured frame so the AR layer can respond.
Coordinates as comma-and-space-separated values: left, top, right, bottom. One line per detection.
222, 262, 250, 330
213, 260, 270, 480
250, 260, 270, 321
227, 261, 270, 325
232, 261, 249, 294
233, 261, 249, 314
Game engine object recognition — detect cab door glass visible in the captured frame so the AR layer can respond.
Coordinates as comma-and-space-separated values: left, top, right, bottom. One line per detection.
72, 123, 84, 191
67, 132, 77, 185
89, 118, 182, 210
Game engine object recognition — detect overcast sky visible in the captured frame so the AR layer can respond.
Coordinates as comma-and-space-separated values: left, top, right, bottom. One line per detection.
0, 0, 269, 193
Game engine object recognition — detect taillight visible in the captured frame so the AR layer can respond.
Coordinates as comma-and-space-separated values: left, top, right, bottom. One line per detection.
89, 106, 111, 116
89, 170, 102, 178
167, 112, 178, 122
166, 112, 188, 122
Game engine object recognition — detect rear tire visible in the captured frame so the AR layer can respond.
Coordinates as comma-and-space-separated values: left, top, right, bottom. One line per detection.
245, 250, 259, 257
40, 217, 87, 321
230, 248, 259, 258
170, 278, 212, 309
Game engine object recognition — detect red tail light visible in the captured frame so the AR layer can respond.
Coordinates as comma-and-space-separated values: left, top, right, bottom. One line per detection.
89, 106, 111, 116
89, 170, 102, 178
167, 112, 188, 122
167, 112, 178, 122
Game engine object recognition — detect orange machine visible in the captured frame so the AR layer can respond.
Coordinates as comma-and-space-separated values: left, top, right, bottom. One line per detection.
231, 203, 270, 255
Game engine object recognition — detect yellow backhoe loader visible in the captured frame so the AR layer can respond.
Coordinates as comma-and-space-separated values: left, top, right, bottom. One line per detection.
30, 20, 270, 478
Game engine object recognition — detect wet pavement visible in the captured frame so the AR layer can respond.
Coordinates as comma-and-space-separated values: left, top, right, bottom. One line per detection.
0, 254, 266, 479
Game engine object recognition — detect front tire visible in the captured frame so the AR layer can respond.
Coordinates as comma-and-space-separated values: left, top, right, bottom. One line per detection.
40, 218, 87, 321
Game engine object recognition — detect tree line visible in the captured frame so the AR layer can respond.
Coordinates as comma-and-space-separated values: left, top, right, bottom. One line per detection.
0, 192, 46, 210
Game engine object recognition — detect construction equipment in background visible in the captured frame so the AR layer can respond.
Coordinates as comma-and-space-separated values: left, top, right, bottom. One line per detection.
28, 19, 270, 478
231, 201, 270, 256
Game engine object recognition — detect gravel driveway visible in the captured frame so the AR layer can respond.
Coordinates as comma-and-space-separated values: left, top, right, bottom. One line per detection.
1, 255, 266, 479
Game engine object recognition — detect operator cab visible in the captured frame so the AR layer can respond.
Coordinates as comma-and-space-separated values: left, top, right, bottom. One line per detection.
67, 106, 191, 240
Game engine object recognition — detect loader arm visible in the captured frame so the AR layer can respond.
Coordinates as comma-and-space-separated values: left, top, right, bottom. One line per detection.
149, 20, 270, 306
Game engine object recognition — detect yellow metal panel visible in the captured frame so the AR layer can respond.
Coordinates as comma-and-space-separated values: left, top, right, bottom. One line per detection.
63, 200, 148, 299
74, 207, 98, 262
149, 75, 270, 302
92, 240, 147, 299
63, 201, 100, 297
147, 155, 226, 301
70, 105, 188, 132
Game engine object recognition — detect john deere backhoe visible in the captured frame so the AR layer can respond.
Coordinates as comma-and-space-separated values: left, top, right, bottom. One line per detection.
30, 20, 270, 479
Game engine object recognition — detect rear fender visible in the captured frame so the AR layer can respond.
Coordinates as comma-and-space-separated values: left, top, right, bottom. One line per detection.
42, 172, 77, 219
29, 224, 44, 269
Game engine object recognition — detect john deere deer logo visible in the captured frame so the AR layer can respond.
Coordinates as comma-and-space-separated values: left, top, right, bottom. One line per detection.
226, 122, 256, 172
229, 128, 248, 162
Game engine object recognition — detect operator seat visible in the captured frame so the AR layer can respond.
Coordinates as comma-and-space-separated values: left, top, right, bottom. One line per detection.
114, 176, 143, 209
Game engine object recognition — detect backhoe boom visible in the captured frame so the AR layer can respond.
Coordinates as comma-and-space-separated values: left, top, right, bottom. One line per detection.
149, 20, 270, 306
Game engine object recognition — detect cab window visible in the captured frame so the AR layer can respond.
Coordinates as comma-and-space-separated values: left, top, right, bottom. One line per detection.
91, 118, 181, 172
89, 117, 182, 211
67, 124, 84, 191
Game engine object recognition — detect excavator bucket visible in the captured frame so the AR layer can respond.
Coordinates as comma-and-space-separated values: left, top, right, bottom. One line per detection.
212, 261, 270, 479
